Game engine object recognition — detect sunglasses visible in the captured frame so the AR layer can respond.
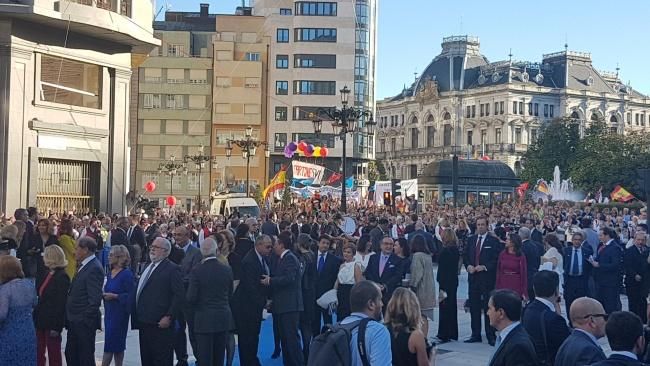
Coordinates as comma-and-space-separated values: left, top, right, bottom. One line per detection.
583, 313, 608, 321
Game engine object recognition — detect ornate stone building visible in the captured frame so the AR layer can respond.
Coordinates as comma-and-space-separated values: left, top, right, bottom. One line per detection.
376, 35, 650, 180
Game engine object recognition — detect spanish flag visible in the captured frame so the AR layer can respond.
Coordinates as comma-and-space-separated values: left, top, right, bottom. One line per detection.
610, 185, 635, 202
536, 180, 550, 194
263, 166, 287, 199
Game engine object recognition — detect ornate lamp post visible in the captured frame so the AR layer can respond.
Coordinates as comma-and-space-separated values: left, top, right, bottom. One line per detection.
225, 126, 270, 198
311, 85, 376, 212
158, 154, 188, 197
184, 145, 218, 211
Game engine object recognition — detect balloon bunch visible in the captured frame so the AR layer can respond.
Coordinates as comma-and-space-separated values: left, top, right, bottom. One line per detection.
284, 141, 329, 159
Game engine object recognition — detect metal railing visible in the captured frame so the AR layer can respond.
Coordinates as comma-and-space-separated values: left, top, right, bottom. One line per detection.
36, 158, 95, 213
62, 0, 131, 17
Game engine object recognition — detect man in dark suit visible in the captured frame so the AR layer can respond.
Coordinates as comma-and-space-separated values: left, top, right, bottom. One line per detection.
110, 217, 129, 246
464, 217, 502, 345
364, 236, 404, 307
127, 214, 147, 271
487, 289, 539, 366
14, 208, 37, 277
368, 218, 390, 253
261, 232, 304, 366
519, 227, 545, 300
132, 237, 185, 366
590, 226, 623, 314
173, 226, 203, 366
312, 235, 342, 334
563, 231, 594, 325
187, 237, 234, 366
592, 311, 647, 366
555, 297, 607, 366
625, 232, 649, 324
232, 235, 273, 366
261, 213, 280, 237
525, 218, 544, 244
521, 271, 570, 365
65, 237, 104, 366
408, 221, 436, 256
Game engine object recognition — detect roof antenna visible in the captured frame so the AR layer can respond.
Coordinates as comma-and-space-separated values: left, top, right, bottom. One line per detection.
414, 71, 418, 82
508, 48, 513, 63
616, 63, 620, 78
564, 34, 568, 52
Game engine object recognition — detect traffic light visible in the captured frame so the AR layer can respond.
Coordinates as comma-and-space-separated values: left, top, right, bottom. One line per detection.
391, 179, 402, 210
383, 191, 392, 206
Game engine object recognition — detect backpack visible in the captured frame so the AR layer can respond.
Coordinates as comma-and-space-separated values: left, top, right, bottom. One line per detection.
308, 317, 372, 366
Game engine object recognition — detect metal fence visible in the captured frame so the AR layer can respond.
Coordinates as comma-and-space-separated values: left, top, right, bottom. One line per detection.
36, 158, 96, 213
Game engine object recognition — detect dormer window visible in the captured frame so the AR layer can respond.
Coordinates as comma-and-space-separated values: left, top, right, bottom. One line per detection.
535, 73, 544, 85
586, 76, 594, 86
521, 72, 529, 83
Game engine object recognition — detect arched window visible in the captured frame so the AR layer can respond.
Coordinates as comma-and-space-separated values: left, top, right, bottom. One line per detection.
426, 114, 434, 123
443, 112, 451, 120
610, 115, 618, 123
590, 113, 600, 122
514, 161, 522, 176
570, 111, 580, 120
411, 116, 418, 124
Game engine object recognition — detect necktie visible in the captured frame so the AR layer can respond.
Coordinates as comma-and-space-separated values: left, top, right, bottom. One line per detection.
475, 236, 483, 266
262, 258, 269, 275
571, 249, 580, 276
379, 255, 388, 276
490, 334, 503, 363
318, 254, 325, 273
127, 226, 134, 240
136, 263, 156, 303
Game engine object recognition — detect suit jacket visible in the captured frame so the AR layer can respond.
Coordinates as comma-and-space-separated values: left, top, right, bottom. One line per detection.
230, 237, 255, 280
128, 225, 147, 250
65, 257, 104, 329
464, 233, 502, 286
368, 226, 386, 253
624, 245, 649, 288
131, 258, 185, 328
488, 323, 539, 366
593, 242, 623, 287
521, 300, 570, 365
261, 221, 279, 237
187, 258, 233, 334
314, 251, 341, 298
437, 246, 460, 291
554, 329, 606, 366
531, 228, 544, 244
111, 228, 129, 247
232, 248, 270, 322
364, 252, 403, 302
522, 239, 544, 281
592, 354, 646, 366
34, 268, 71, 332
270, 250, 303, 314
179, 243, 202, 285
562, 244, 593, 278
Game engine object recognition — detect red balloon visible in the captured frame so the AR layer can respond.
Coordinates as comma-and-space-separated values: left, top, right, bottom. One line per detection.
144, 181, 156, 193
321, 147, 329, 157
297, 141, 307, 152
166, 196, 177, 206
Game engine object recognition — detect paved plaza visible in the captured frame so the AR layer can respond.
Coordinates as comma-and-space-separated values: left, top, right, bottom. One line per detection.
63, 265, 616, 366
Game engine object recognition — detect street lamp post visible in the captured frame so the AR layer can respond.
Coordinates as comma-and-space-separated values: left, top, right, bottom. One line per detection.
311, 85, 376, 213
158, 154, 188, 198
225, 126, 270, 198
184, 145, 218, 211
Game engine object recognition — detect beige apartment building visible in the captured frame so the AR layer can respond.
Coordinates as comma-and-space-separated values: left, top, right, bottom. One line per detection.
0, 0, 159, 214
212, 13, 271, 194
253, 0, 378, 191
132, 5, 215, 210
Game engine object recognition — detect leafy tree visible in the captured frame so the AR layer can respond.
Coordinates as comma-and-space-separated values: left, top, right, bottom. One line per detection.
252, 185, 264, 206
520, 117, 581, 184
281, 184, 292, 209
368, 160, 388, 182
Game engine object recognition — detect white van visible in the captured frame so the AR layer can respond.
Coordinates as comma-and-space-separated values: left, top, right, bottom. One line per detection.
210, 193, 260, 218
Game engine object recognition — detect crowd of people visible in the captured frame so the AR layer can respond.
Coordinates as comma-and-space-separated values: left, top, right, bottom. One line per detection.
0, 198, 648, 366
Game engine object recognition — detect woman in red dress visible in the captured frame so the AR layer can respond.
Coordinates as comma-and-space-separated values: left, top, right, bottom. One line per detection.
495, 232, 528, 299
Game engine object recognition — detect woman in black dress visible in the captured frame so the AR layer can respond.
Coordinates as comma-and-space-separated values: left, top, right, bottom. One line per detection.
436, 228, 460, 343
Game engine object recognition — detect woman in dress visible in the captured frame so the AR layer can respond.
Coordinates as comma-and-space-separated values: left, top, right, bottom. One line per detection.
410, 235, 435, 340
334, 243, 363, 320
34, 219, 59, 283
396, 237, 412, 278
0, 255, 37, 366
436, 228, 460, 343
385, 288, 436, 366
102, 245, 134, 366
34, 245, 70, 366
541, 233, 564, 290
57, 219, 77, 280
353, 235, 375, 271
455, 219, 470, 274
495, 233, 528, 299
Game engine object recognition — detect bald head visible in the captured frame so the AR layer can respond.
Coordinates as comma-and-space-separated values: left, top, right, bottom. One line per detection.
569, 297, 607, 338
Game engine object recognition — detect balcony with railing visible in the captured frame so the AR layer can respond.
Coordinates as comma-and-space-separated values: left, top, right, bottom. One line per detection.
0, 0, 159, 52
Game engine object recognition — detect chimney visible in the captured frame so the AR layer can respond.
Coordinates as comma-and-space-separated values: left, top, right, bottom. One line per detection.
200, 3, 209, 17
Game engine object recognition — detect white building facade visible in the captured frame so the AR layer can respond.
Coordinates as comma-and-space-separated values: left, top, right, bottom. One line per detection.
0, 0, 159, 214
376, 36, 650, 180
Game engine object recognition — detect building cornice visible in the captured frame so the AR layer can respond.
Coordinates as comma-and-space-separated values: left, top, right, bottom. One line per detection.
29, 119, 109, 139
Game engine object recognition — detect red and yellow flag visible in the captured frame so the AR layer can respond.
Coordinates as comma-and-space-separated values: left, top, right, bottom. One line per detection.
263, 166, 287, 199
610, 185, 635, 202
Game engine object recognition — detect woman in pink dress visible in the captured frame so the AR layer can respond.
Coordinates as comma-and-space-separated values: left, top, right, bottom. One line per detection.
495, 232, 528, 299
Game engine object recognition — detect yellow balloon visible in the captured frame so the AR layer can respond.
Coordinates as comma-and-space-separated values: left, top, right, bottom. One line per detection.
313, 147, 321, 157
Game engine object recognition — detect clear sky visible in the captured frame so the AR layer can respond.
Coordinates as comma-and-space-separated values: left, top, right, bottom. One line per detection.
168, 0, 650, 99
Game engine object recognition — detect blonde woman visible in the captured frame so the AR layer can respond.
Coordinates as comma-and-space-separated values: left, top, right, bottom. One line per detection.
102, 245, 134, 366
0, 224, 19, 255
34, 245, 70, 366
385, 288, 436, 366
